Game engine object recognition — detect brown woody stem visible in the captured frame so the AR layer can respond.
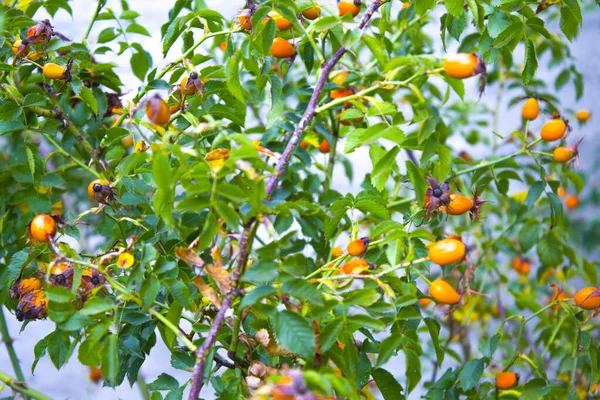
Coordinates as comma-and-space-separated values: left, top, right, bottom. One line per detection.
187, 2, 388, 398
188, 218, 258, 399
265, 0, 388, 198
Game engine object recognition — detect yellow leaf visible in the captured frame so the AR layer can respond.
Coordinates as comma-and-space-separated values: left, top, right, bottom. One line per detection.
51, 199, 64, 215
134, 140, 149, 153
205, 148, 230, 172
117, 252, 135, 269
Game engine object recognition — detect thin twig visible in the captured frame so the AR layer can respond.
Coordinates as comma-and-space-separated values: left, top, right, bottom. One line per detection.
83, 0, 105, 42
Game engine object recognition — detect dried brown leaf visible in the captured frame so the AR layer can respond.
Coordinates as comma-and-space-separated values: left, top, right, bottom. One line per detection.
175, 247, 205, 267
192, 276, 222, 309
205, 264, 230, 294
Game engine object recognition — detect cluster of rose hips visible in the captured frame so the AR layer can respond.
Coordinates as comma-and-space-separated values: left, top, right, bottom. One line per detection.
12, 178, 121, 321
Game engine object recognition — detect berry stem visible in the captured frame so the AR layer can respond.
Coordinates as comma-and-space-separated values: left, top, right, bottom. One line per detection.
0, 307, 25, 382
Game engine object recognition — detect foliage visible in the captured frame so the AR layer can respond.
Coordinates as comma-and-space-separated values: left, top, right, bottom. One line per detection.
0, 0, 599, 399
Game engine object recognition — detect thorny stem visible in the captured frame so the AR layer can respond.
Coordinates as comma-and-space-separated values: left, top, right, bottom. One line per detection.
83, 0, 105, 42
324, 110, 339, 190
188, 219, 258, 399
188, 3, 391, 397
0, 308, 25, 382
265, 0, 390, 198
0, 370, 51, 400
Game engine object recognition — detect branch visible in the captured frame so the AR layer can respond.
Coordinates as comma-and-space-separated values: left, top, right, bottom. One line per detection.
0, 370, 51, 400
83, 0, 105, 42
187, 3, 389, 398
265, 0, 389, 198
188, 219, 257, 399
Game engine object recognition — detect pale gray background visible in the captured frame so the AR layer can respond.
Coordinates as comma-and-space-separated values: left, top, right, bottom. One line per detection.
1, 1, 598, 399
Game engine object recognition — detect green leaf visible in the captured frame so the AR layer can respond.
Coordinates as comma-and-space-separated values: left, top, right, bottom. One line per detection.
347, 314, 386, 331
424, 318, 444, 366
140, 275, 160, 309
45, 285, 76, 303
560, 0, 582, 41
267, 74, 283, 128
152, 149, 174, 227
522, 40, 537, 85
355, 199, 390, 220
343, 288, 381, 307
415, 0, 436, 16
102, 334, 119, 383
163, 278, 193, 310
492, 21, 524, 48
445, 77, 464, 100
240, 285, 277, 309
79, 86, 99, 115
25, 146, 35, 181
478, 335, 499, 359
226, 55, 245, 104
376, 335, 402, 368
78, 337, 102, 367
275, 311, 315, 359
281, 279, 323, 306
487, 11, 512, 39
371, 146, 400, 192
59, 313, 94, 331
372, 368, 404, 400
3, 248, 29, 287
525, 181, 545, 207
47, 331, 70, 369
104, 127, 130, 146
521, 378, 550, 400
547, 192, 563, 227
404, 347, 421, 393
324, 197, 352, 238
131, 50, 151, 81
148, 373, 179, 391
537, 232, 563, 266
319, 318, 344, 352
311, 15, 340, 32
32, 338, 48, 374
406, 160, 426, 206
459, 358, 484, 391
518, 221, 540, 252
81, 297, 115, 315
362, 35, 389, 67
445, 0, 464, 17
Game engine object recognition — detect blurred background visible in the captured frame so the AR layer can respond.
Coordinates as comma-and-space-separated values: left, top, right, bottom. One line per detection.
1, 0, 598, 399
